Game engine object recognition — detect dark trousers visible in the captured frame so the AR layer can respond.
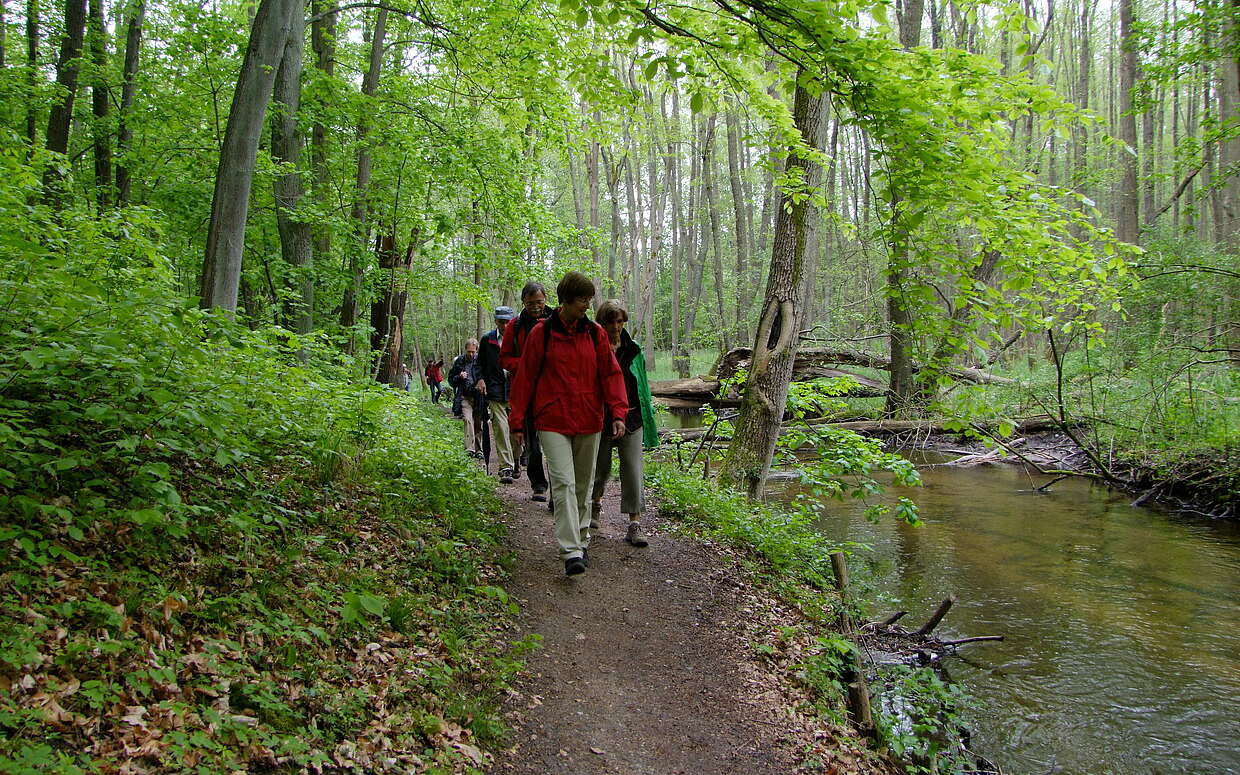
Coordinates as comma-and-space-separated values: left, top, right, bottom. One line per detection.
523, 413, 547, 493
429, 380, 442, 403
452, 385, 463, 416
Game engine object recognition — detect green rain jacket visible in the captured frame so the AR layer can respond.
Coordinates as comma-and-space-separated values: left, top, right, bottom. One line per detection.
617, 329, 659, 450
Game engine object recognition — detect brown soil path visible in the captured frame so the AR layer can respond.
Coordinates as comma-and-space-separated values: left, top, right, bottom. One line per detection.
486, 475, 881, 775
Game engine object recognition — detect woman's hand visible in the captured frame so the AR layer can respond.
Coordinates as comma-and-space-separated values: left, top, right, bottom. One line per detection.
511, 430, 524, 448
611, 419, 626, 438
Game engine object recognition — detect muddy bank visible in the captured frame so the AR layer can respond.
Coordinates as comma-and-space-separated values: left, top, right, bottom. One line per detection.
898, 429, 1237, 520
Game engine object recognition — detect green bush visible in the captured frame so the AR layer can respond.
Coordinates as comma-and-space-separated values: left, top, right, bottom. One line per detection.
0, 201, 515, 771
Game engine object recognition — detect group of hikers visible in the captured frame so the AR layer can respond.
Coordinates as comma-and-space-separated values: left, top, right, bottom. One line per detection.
428, 272, 658, 576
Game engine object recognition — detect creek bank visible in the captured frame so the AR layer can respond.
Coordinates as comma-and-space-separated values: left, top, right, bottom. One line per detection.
905, 429, 1238, 520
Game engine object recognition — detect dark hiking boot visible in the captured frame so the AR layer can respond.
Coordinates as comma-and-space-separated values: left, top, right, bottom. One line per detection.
531, 490, 547, 502
498, 467, 514, 484
564, 557, 586, 576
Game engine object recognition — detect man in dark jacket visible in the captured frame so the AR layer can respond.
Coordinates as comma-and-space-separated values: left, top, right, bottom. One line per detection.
478, 306, 517, 481
500, 282, 552, 501
449, 339, 482, 457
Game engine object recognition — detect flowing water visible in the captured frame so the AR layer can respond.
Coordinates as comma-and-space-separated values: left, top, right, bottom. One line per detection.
782, 458, 1240, 775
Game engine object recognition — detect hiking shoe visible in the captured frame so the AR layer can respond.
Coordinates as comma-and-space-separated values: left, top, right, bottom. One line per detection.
498, 467, 514, 484
582, 549, 590, 567
589, 501, 601, 529
531, 490, 547, 502
625, 522, 648, 547
564, 557, 586, 576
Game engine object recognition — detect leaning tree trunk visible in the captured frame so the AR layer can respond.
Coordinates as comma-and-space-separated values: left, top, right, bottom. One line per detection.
200, 0, 300, 312
271, 4, 313, 334
718, 79, 826, 498
25, 0, 38, 149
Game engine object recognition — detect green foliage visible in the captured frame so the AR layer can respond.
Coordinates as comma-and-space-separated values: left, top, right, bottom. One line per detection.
649, 462, 852, 592
873, 665, 975, 774
0, 216, 519, 771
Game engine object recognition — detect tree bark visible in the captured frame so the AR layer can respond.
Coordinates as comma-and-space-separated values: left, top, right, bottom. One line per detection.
42, 0, 87, 205
115, 0, 144, 206
725, 108, 752, 347
272, 2, 313, 334
88, 0, 111, 210
310, 0, 337, 272
199, 0, 300, 312
340, 6, 387, 330
1217, 0, 1240, 250
24, 0, 38, 149
718, 79, 825, 498
1116, 0, 1140, 243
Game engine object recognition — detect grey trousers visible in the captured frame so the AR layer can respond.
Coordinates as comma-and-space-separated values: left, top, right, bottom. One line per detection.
591, 428, 645, 515
539, 430, 601, 560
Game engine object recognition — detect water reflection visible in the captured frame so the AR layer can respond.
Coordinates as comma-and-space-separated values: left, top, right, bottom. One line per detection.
780, 461, 1240, 775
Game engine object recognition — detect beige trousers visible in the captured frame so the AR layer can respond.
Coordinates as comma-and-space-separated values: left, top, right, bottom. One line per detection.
539, 430, 601, 560
488, 400, 513, 471
461, 397, 481, 453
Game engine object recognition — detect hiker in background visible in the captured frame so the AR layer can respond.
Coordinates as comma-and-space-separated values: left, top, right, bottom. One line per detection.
589, 300, 659, 548
500, 281, 552, 502
425, 358, 444, 403
450, 339, 482, 457
478, 306, 517, 483
510, 272, 627, 577
398, 363, 413, 391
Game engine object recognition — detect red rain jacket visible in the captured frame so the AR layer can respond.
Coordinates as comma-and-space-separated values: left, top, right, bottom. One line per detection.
508, 312, 628, 437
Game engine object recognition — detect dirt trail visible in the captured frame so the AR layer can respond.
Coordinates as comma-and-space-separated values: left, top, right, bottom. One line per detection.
487, 477, 876, 775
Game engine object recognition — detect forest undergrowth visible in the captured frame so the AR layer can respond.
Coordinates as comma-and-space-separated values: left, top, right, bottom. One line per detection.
0, 248, 524, 773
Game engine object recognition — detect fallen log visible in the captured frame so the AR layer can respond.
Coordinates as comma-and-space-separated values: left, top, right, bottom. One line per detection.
719, 346, 1017, 386
659, 415, 1064, 442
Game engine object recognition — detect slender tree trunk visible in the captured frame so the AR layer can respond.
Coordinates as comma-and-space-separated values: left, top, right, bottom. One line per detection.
725, 108, 752, 347
1216, 0, 1240, 249
703, 117, 726, 353
718, 80, 825, 498
667, 89, 685, 375
24, 0, 37, 149
1116, 0, 1140, 243
42, 0, 87, 205
1074, 0, 1094, 192
272, 3, 313, 334
680, 114, 714, 361
340, 6, 387, 330
115, 0, 144, 206
200, 0, 300, 312
88, 0, 111, 210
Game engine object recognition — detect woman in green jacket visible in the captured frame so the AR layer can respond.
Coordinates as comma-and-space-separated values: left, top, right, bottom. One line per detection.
590, 300, 659, 547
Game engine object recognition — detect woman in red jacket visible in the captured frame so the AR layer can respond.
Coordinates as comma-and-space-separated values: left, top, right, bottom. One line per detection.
510, 272, 627, 576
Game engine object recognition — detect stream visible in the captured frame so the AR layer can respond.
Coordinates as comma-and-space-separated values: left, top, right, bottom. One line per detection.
782, 457, 1240, 774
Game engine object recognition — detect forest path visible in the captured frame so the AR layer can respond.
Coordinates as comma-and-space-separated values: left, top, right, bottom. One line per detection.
484, 471, 866, 775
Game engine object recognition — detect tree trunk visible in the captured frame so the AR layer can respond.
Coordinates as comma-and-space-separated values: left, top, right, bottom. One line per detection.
718, 79, 825, 498
1116, 0, 1140, 243
42, 0, 87, 205
115, 0, 144, 206
199, 0, 300, 312
88, 0, 111, 210
340, 6, 387, 330
679, 114, 714, 362
725, 108, 752, 347
24, 0, 38, 149
272, 3, 313, 334
667, 89, 686, 375
370, 233, 418, 385
1217, 0, 1240, 250
310, 0, 337, 271
899, 0, 925, 47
